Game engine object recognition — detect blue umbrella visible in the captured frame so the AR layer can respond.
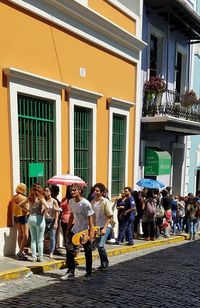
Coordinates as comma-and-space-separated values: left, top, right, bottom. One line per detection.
136, 178, 165, 189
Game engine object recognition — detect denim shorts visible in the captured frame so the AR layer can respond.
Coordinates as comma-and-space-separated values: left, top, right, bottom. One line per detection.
14, 215, 28, 225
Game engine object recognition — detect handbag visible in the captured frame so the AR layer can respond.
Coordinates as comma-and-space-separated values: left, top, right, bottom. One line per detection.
155, 204, 165, 218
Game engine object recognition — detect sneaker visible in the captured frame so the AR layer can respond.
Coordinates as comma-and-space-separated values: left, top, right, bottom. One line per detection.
60, 272, 75, 281
29, 257, 37, 262
83, 273, 92, 281
127, 242, 134, 246
49, 253, 54, 259
107, 239, 116, 244
17, 252, 28, 260
37, 257, 44, 262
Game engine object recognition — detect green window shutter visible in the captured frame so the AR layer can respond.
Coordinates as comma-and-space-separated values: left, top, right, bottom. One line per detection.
74, 106, 91, 196
112, 114, 126, 196
18, 95, 55, 190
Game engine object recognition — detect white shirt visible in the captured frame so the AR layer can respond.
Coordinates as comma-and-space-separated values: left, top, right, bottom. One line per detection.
69, 197, 94, 234
93, 200, 109, 228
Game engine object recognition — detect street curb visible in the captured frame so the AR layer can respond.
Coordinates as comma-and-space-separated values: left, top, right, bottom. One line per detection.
0, 235, 190, 280
27, 235, 189, 274
0, 267, 31, 281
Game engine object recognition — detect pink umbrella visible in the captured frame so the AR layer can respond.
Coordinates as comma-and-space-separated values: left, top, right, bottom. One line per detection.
47, 173, 87, 186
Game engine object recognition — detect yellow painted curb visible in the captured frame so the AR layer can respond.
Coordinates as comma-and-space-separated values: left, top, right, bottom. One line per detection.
0, 267, 31, 281
0, 235, 189, 280
75, 235, 187, 265
29, 260, 66, 274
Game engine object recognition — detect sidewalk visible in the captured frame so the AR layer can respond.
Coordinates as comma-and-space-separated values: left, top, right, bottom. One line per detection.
0, 234, 189, 282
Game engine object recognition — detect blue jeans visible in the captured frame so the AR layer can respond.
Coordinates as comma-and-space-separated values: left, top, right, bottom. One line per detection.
177, 217, 184, 232
98, 227, 111, 268
117, 218, 134, 244
49, 227, 56, 254
189, 219, 197, 240
45, 218, 56, 254
28, 215, 46, 258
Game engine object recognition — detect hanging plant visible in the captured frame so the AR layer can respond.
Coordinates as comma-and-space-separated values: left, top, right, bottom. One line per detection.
144, 76, 166, 101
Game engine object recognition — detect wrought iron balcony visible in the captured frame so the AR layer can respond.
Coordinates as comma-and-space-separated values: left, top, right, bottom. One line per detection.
142, 89, 200, 122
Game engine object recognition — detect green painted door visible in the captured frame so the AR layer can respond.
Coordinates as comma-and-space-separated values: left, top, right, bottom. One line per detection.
112, 114, 126, 196
18, 94, 55, 189
74, 106, 92, 196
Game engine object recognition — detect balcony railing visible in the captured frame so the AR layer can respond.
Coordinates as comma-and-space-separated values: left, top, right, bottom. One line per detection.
142, 89, 200, 122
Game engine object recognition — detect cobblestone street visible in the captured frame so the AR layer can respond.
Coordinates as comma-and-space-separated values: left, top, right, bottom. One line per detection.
0, 240, 199, 307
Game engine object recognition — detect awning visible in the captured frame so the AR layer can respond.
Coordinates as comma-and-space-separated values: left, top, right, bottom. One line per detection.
144, 148, 171, 176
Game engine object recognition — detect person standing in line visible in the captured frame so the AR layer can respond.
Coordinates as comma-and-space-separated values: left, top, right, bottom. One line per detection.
177, 195, 185, 232
116, 187, 136, 246
91, 183, 114, 270
12, 183, 29, 259
161, 189, 172, 238
44, 187, 59, 258
61, 184, 94, 281
142, 189, 157, 241
50, 185, 62, 255
115, 190, 126, 242
187, 194, 199, 240
60, 186, 73, 247
19, 184, 49, 262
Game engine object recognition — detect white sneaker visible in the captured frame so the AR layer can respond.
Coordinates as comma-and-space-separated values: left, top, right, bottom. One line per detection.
49, 253, 53, 259
60, 272, 75, 281
107, 239, 116, 244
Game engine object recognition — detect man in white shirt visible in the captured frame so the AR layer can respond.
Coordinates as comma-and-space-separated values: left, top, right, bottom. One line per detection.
91, 183, 114, 270
61, 184, 94, 281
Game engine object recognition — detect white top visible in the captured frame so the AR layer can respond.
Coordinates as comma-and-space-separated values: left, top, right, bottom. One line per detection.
93, 200, 108, 228
69, 197, 94, 234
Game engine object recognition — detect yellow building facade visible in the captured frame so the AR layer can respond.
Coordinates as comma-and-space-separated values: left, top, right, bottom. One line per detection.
0, 0, 145, 255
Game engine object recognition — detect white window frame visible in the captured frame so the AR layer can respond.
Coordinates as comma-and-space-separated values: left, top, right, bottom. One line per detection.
4, 68, 65, 193
148, 24, 165, 79
69, 86, 102, 185
108, 98, 133, 198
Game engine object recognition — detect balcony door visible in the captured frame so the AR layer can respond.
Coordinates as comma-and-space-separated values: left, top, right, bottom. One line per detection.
175, 44, 187, 95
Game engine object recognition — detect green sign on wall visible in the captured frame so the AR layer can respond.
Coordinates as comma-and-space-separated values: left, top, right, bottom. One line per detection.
29, 163, 44, 177
144, 148, 171, 176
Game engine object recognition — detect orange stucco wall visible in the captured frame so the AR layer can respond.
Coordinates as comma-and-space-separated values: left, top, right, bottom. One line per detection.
0, 1, 136, 227
88, 0, 136, 35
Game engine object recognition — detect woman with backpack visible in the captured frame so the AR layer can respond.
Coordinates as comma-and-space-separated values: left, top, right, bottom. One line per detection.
142, 189, 157, 241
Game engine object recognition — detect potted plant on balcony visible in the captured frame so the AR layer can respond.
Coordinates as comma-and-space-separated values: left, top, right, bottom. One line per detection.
143, 76, 166, 116
181, 90, 197, 108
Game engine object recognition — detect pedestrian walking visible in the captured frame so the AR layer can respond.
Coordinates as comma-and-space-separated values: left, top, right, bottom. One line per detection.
61, 184, 94, 281
91, 183, 114, 270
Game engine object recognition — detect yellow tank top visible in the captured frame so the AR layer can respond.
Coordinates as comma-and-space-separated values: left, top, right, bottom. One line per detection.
12, 194, 23, 217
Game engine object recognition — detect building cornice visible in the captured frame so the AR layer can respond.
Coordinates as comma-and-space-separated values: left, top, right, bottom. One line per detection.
9, 0, 146, 63
107, 97, 135, 110
67, 85, 102, 101
4, 67, 68, 90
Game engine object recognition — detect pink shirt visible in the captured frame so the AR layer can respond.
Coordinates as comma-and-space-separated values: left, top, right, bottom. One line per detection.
61, 199, 71, 223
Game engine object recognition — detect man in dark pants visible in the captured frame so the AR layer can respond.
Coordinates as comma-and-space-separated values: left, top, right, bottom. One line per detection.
61, 184, 94, 281
116, 186, 136, 246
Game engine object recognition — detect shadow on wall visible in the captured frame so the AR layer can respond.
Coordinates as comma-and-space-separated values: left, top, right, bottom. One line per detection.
2, 201, 17, 256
